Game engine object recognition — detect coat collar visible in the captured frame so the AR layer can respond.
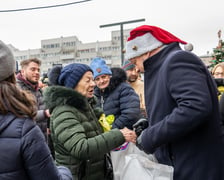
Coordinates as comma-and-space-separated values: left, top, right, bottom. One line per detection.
144, 42, 181, 74
43, 86, 91, 112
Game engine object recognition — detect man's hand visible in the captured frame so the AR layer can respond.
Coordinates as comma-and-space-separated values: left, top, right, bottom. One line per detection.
133, 118, 148, 136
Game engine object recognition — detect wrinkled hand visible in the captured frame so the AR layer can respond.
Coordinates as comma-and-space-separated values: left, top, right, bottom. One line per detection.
120, 127, 137, 143
44, 109, 51, 118
133, 118, 148, 136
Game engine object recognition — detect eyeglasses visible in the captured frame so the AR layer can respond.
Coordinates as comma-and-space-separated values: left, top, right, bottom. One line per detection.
214, 72, 224, 76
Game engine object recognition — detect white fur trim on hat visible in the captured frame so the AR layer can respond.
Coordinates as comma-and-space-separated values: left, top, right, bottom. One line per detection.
125, 33, 163, 60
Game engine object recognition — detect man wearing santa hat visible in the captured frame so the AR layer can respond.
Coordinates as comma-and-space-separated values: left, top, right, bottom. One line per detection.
125, 25, 224, 180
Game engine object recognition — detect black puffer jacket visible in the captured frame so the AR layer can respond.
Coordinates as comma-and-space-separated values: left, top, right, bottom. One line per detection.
0, 113, 72, 180
94, 67, 141, 129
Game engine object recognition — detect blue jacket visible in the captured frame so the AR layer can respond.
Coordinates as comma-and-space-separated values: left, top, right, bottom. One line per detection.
94, 67, 141, 129
0, 113, 72, 180
141, 43, 224, 180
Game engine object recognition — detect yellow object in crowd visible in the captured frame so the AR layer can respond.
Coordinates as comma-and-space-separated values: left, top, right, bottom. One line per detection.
218, 86, 224, 100
98, 114, 115, 132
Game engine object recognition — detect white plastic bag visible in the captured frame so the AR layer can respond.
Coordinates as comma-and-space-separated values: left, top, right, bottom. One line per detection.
111, 142, 173, 180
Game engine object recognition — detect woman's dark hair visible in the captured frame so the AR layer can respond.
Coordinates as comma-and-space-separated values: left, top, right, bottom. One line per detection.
0, 74, 37, 119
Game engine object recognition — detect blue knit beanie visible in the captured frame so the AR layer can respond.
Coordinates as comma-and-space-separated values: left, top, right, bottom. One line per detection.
58, 63, 92, 88
122, 60, 135, 71
90, 57, 112, 79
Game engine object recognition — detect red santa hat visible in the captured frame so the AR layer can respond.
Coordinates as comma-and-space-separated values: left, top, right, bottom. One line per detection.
125, 25, 187, 60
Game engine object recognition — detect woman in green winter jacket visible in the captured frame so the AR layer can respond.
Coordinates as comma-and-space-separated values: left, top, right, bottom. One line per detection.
43, 63, 136, 180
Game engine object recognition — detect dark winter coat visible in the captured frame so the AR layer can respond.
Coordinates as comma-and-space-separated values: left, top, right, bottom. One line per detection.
141, 43, 224, 180
43, 86, 125, 180
94, 67, 140, 129
219, 93, 224, 131
0, 113, 72, 180
16, 73, 48, 140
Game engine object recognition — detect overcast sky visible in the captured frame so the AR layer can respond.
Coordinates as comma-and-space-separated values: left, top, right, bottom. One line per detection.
0, 0, 223, 56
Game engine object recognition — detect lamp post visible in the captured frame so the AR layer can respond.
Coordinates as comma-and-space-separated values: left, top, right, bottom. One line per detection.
100, 18, 145, 65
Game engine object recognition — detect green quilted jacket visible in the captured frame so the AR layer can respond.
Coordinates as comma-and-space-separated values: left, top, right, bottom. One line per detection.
43, 86, 125, 180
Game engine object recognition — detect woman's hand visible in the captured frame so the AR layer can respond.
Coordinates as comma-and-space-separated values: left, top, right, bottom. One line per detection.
120, 127, 137, 143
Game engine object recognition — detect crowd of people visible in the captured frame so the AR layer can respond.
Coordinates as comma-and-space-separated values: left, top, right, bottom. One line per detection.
0, 40, 72, 180
1, 24, 224, 180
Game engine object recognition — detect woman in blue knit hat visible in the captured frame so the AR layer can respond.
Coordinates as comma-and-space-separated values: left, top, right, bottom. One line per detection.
90, 57, 141, 130
43, 63, 137, 180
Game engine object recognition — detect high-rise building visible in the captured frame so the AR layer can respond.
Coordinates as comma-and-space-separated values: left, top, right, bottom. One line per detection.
10, 28, 212, 75
12, 29, 131, 74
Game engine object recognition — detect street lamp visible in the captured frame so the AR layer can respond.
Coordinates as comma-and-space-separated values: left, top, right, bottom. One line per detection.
100, 18, 145, 65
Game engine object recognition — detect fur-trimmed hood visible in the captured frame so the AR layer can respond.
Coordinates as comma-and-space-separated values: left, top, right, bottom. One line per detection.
100, 67, 127, 93
43, 86, 89, 112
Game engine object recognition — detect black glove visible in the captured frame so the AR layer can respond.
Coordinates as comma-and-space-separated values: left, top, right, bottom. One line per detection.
133, 118, 148, 136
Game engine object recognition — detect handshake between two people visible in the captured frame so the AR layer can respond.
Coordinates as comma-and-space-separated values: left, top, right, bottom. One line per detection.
119, 118, 149, 144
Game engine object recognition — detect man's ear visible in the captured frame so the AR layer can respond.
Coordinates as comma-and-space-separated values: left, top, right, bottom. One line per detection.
20, 69, 25, 76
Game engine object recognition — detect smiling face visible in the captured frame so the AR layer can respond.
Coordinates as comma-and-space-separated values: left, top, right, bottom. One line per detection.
21, 62, 40, 84
126, 67, 139, 83
94, 74, 111, 90
74, 71, 96, 98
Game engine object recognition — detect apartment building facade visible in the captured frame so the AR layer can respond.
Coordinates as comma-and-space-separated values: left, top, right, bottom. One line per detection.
10, 28, 212, 75
12, 29, 131, 74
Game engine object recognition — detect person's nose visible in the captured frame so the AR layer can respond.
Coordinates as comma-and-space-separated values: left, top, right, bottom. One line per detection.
99, 78, 105, 83
131, 70, 137, 75
135, 67, 140, 73
91, 80, 96, 87
35, 70, 40, 75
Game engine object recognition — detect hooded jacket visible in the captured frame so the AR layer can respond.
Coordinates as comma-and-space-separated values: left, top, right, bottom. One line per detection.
43, 86, 125, 180
94, 67, 141, 129
0, 113, 72, 180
